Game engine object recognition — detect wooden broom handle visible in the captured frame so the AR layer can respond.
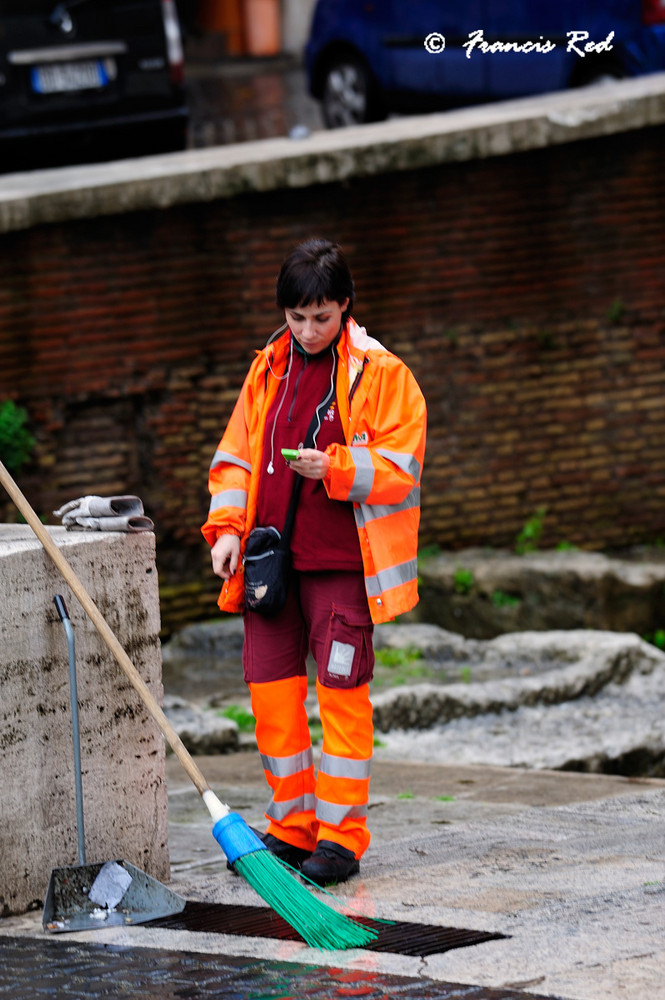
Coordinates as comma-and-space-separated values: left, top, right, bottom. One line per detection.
0, 460, 210, 797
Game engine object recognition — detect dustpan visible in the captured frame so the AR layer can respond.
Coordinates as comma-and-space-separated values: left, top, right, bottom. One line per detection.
42, 595, 185, 933
43, 858, 186, 933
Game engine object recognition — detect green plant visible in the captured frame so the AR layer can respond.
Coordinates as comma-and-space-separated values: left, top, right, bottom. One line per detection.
490, 590, 522, 609
644, 630, 665, 651
0, 400, 35, 473
515, 506, 547, 554
556, 540, 578, 552
217, 704, 255, 732
397, 791, 415, 799
374, 646, 424, 667
309, 722, 323, 745
373, 644, 430, 688
459, 665, 472, 684
537, 328, 556, 350
607, 298, 625, 325
453, 566, 475, 594
418, 543, 442, 562
391, 664, 430, 685
434, 795, 456, 802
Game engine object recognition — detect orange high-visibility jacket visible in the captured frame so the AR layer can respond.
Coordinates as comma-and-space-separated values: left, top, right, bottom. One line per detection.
202, 318, 427, 624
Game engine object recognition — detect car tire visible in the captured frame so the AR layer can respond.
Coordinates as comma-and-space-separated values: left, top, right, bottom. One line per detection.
321, 54, 384, 128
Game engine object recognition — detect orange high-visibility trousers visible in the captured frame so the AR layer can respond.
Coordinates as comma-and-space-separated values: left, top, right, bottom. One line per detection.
245, 569, 375, 860
250, 676, 373, 858
250, 675, 318, 852
314, 679, 373, 857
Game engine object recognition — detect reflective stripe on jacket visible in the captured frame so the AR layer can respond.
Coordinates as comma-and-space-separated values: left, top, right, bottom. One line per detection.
201, 318, 427, 624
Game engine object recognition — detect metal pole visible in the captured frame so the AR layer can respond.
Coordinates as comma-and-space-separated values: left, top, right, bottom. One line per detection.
54, 594, 86, 866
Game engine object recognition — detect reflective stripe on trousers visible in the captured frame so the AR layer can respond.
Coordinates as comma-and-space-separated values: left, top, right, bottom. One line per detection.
250, 676, 317, 852
249, 676, 373, 858
314, 679, 372, 856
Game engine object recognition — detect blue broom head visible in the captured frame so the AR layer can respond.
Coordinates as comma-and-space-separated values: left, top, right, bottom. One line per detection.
212, 812, 267, 864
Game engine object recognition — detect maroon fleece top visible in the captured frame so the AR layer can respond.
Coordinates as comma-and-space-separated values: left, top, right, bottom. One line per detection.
256, 339, 363, 572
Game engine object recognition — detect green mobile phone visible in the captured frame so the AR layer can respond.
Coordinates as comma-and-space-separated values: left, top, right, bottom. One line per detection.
281, 448, 301, 461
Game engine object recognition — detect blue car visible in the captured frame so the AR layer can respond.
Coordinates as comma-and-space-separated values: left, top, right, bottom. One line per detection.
306, 0, 665, 127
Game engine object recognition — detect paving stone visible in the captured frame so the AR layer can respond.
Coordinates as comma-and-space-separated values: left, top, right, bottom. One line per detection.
0, 936, 554, 1000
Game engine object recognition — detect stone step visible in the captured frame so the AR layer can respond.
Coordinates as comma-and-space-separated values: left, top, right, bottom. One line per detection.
161, 617, 665, 777
415, 548, 665, 640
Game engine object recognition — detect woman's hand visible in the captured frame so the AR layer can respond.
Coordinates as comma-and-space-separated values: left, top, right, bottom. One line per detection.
211, 533, 241, 580
288, 448, 330, 480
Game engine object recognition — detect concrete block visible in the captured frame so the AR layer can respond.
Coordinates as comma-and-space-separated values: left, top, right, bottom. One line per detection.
0, 525, 169, 917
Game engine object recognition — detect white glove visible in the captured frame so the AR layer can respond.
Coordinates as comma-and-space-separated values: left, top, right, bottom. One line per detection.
53, 495, 152, 532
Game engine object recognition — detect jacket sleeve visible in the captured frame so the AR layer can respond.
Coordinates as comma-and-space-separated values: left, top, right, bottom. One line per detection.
201, 367, 258, 548
323, 356, 426, 506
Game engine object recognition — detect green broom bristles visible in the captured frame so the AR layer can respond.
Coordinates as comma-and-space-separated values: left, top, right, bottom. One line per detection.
235, 849, 379, 951
209, 804, 378, 950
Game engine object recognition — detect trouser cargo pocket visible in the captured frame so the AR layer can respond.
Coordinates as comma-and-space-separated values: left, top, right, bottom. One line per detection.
319, 605, 374, 689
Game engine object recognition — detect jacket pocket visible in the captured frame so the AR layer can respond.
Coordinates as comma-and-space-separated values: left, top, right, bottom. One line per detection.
319, 605, 374, 690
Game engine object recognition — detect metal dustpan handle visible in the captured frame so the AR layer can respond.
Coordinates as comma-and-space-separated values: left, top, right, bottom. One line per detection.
54, 594, 86, 867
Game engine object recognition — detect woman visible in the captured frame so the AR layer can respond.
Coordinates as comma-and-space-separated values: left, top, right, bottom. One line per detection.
202, 239, 427, 885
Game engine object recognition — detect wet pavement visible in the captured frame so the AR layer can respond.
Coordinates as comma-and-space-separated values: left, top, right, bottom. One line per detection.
184, 48, 325, 149
0, 935, 555, 1000
2, 755, 665, 1000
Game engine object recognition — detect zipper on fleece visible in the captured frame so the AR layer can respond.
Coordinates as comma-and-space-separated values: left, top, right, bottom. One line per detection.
287, 353, 308, 422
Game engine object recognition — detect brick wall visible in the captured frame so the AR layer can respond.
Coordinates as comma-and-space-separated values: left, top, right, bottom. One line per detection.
2, 124, 664, 633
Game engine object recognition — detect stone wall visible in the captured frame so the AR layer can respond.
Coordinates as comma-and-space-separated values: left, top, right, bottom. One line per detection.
0, 526, 169, 917
1, 76, 665, 634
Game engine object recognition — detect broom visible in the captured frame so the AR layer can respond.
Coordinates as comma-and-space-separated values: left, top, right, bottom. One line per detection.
0, 460, 377, 951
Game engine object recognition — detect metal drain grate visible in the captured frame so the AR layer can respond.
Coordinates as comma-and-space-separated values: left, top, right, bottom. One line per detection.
147, 902, 507, 957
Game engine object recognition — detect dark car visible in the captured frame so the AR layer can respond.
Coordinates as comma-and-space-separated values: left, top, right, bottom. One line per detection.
0, 0, 189, 171
306, 0, 665, 128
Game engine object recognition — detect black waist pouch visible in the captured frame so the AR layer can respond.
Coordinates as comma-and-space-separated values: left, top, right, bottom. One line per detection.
243, 526, 291, 616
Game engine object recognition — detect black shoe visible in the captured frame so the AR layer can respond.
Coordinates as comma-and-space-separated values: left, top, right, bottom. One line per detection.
227, 829, 311, 873
300, 840, 360, 886
260, 832, 312, 869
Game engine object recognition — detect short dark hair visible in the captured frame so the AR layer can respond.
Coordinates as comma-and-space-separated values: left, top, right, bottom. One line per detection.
276, 238, 354, 324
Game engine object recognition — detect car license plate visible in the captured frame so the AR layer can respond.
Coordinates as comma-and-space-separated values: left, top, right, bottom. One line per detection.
31, 59, 113, 95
